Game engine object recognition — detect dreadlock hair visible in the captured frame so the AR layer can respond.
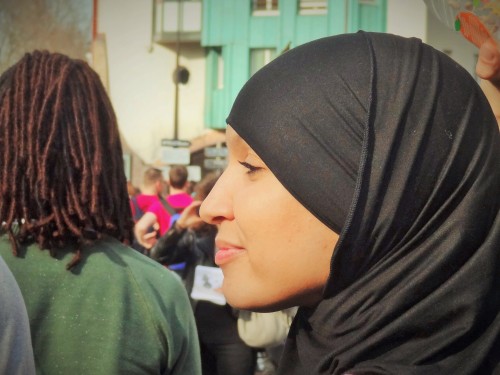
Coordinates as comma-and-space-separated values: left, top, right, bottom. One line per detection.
0, 50, 133, 269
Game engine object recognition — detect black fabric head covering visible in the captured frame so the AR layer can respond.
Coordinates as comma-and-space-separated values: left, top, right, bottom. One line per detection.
227, 32, 500, 374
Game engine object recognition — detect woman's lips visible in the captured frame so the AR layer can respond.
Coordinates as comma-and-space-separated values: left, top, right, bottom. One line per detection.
214, 242, 246, 266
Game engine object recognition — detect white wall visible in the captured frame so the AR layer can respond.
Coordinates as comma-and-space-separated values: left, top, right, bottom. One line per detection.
386, 0, 427, 41
98, 0, 206, 165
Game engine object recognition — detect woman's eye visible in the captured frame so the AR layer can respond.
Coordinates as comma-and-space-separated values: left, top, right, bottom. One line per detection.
238, 161, 262, 174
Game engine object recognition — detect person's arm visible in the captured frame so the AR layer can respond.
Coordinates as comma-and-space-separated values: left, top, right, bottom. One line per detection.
133, 212, 158, 249
0, 256, 36, 375
476, 38, 500, 126
174, 201, 204, 230
150, 201, 203, 263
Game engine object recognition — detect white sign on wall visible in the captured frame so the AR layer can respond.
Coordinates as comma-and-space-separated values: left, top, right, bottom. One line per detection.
161, 146, 190, 165
160, 138, 191, 165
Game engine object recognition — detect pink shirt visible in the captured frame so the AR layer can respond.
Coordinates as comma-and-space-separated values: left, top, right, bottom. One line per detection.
135, 193, 193, 236
132, 194, 160, 213
167, 193, 193, 210
147, 201, 172, 236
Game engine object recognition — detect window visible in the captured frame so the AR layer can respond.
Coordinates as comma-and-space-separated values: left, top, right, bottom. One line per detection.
252, 0, 279, 16
298, 0, 327, 15
250, 48, 277, 77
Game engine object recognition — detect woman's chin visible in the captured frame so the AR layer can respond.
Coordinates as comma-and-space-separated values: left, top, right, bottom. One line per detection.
223, 286, 295, 312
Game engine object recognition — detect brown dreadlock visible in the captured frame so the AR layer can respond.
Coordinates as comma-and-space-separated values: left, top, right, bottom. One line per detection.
0, 50, 133, 269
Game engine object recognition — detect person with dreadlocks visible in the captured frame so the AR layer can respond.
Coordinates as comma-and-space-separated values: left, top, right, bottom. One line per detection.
200, 32, 500, 375
0, 50, 201, 374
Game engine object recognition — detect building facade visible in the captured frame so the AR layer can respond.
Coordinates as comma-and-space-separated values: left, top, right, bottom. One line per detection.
201, 0, 387, 130
97, 0, 476, 184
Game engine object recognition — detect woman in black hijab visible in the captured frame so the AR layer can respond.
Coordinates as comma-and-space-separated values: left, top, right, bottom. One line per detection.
200, 32, 500, 374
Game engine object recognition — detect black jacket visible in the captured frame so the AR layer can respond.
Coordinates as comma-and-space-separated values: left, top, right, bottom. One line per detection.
150, 224, 217, 310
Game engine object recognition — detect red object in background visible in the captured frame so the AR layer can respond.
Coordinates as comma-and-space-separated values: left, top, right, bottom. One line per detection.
456, 11, 493, 48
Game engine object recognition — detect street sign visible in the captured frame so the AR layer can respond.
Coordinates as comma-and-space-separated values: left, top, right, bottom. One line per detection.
161, 146, 190, 165
204, 147, 228, 158
187, 165, 202, 182
161, 138, 191, 148
160, 138, 191, 165
204, 158, 228, 170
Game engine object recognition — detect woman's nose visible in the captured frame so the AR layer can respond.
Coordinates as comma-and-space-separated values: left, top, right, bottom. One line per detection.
199, 172, 234, 225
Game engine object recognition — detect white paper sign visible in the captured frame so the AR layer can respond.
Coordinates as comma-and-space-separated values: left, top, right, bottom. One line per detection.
190, 265, 226, 305
161, 146, 190, 165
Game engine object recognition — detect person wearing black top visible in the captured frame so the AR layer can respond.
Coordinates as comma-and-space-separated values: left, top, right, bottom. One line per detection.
200, 32, 500, 374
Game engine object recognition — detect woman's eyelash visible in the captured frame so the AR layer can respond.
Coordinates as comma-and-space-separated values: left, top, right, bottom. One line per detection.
238, 161, 261, 174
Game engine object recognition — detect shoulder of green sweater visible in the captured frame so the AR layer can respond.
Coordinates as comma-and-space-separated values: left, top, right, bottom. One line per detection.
0, 234, 182, 286
102, 238, 195, 330
99, 235, 183, 282
94, 236, 194, 326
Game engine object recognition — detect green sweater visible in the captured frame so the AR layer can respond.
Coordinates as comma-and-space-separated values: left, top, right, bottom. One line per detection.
0, 235, 201, 375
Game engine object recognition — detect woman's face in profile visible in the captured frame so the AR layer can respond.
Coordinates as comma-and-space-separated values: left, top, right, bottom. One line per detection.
200, 126, 339, 311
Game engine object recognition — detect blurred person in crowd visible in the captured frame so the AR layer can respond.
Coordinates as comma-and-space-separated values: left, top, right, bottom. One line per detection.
135, 165, 194, 250
166, 165, 194, 211
200, 32, 499, 374
130, 167, 172, 253
130, 167, 168, 225
0, 50, 201, 374
127, 180, 140, 198
151, 172, 256, 375
0, 256, 35, 375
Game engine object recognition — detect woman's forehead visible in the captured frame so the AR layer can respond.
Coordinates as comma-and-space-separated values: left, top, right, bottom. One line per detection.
225, 125, 247, 150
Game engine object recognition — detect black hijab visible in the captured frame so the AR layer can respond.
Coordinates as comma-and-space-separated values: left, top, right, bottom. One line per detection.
227, 32, 500, 374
